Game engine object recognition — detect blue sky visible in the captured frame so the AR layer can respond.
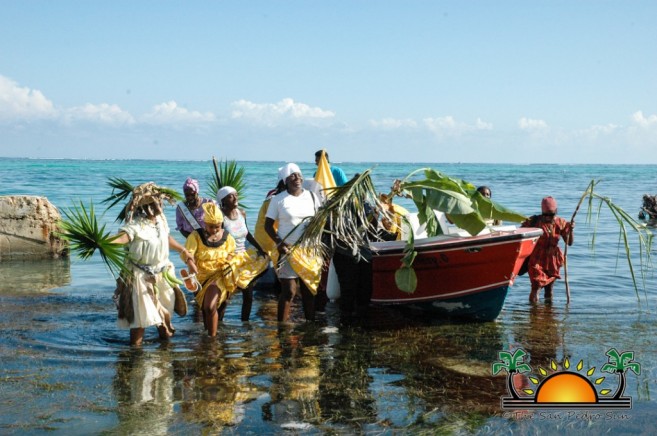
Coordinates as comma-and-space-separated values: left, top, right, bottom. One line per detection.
1, 1, 656, 163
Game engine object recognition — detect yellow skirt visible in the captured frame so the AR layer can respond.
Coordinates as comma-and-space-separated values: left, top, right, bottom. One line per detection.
271, 247, 322, 295
194, 248, 269, 307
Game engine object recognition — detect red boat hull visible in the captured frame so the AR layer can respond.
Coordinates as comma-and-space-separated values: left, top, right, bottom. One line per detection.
370, 228, 541, 321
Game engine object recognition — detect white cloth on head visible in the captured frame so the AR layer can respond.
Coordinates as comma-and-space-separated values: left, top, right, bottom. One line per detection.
278, 163, 302, 182
216, 186, 237, 203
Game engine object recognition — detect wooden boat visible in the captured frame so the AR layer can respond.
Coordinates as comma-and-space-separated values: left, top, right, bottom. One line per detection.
369, 225, 542, 322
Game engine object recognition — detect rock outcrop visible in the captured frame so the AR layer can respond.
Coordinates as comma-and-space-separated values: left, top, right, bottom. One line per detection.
0, 196, 69, 260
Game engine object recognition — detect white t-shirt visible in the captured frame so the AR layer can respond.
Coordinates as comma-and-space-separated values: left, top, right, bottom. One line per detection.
265, 189, 321, 244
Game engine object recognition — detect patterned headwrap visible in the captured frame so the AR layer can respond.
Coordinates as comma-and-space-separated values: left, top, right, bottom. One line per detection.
183, 177, 199, 193
202, 202, 224, 225
217, 186, 237, 203
541, 196, 558, 213
278, 163, 302, 182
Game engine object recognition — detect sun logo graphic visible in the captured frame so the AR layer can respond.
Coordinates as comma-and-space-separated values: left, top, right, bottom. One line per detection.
492, 348, 640, 410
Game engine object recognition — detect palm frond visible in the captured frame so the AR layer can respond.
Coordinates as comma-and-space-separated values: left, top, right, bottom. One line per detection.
583, 187, 654, 301
56, 201, 127, 278
293, 170, 388, 260
102, 178, 183, 222
102, 177, 134, 222
208, 159, 248, 206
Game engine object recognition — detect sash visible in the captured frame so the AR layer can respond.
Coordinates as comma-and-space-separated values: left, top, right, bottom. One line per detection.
177, 203, 202, 230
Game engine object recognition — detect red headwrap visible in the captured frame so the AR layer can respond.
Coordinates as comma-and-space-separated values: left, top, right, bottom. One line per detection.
541, 196, 558, 213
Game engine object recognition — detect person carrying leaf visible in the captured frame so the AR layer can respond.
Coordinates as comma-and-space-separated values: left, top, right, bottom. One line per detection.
521, 196, 574, 303
264, 163, 323, 322
109, 182, 191, 346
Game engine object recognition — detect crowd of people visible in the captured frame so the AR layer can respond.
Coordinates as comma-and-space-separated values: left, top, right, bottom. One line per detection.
107, 150, 574, 345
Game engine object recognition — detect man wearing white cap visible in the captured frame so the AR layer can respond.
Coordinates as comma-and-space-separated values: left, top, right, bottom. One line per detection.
264, 163, 323, 322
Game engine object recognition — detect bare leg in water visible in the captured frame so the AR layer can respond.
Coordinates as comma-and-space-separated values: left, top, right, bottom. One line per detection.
529, 284, 540, 304
544, 282, 554, 302
203, 284, 221, 337
278, 278, 297, 322
277, 278, 315, 322
130, 328, 145, 346
241, 284, 254, 321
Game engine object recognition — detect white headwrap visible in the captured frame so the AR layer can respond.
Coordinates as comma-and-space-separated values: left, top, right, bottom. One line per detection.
278, 163, 302, 182
217, 186, 238, 203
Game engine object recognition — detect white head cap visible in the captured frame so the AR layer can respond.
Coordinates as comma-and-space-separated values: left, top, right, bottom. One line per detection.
278, 163, 302, 182
216, 186, 237, 203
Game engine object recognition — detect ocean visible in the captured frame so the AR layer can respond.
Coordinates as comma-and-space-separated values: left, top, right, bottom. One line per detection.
1, 158, 656, 434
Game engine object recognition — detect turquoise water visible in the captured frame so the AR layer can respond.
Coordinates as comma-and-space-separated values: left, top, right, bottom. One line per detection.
1, 158, 656, 434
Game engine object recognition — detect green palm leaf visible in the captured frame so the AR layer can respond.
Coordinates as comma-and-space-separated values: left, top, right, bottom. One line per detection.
292, 170, 386, 261
102, 178, 183, 222
208, 159, 248, 207
582, 185, 654, 301
102, 177, 134, 222
56, 201, 127, 277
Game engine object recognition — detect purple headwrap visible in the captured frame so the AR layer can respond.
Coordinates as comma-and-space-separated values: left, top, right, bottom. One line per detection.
183, 177, 199, 193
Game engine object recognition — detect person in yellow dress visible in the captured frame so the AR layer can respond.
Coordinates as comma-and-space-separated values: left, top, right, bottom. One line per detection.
182, 203, 268, 336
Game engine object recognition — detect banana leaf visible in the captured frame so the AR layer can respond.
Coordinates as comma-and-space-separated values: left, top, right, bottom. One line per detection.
396, 168, 526, 237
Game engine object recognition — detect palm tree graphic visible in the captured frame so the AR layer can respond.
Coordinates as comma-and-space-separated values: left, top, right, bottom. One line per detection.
601, 348, 641, 400
492, 349, 532, 399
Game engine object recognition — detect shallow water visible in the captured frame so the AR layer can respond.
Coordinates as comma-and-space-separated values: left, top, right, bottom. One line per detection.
1, 159, 656, 434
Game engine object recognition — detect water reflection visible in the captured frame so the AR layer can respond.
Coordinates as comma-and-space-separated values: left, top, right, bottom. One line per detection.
514, 304, 563, 367
176, 332, 260, 431
113, 347, 175, 435
262, 324, 323, 428
0, 258, 70, 294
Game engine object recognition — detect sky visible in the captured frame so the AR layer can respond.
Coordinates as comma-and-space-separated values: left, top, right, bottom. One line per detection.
1, 1, 656, 164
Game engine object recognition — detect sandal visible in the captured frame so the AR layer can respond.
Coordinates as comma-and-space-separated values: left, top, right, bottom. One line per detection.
180, 268, 201, 293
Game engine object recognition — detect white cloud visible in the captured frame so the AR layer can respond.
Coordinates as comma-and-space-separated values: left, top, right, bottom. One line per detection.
141, 100, 216, 124
230, 98, 334, 126
369, 118, 418, 129
518, 117, 548, 131
631, 110, 657, 128
474, 118, 493, 130
64, 103, 135, 125
0, 75, 56, 120
422, 116, 492, 135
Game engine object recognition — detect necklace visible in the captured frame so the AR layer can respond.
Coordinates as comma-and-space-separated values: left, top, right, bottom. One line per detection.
207, 229, 223, 242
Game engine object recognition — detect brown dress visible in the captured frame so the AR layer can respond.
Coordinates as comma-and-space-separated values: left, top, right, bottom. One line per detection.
522, 215, 573, 288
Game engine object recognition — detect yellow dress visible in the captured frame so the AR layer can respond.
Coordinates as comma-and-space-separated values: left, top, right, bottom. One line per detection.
254, 198, 277, 257
183, 231, 269, 308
